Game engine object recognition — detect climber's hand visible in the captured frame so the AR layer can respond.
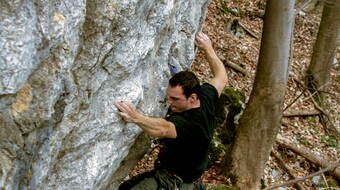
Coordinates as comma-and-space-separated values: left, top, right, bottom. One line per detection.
115, 101, 140, 123
195, 32, 213, 52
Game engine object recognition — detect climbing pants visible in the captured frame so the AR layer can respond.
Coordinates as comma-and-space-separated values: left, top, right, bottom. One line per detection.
118, 169, 194, 190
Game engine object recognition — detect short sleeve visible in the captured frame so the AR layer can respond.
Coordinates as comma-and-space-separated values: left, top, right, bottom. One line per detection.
199, 83, 219, 105
168, 115, 190, 140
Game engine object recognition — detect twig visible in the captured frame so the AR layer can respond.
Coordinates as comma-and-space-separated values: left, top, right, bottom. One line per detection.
293, 79, 340, 137
237, 21, 259, 39
307, 83, 340, 137
318, 90, 339, 97
283, 110, 320, 117
322, 173, 329, 189
283, 89, 306, 112
296, 0, 318, 12
301, 81, 328, 102
223, 60, 249, 77
271, 151, 306, 190
217, 5, 228, 14
285, 79, 328, 111
216, 6, 259, 39
262, 162, 340, 190
301, 89, 320, 102
310, 95, 340, 137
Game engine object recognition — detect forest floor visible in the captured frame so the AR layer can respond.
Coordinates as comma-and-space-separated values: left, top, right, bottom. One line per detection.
129, 0, 339, 189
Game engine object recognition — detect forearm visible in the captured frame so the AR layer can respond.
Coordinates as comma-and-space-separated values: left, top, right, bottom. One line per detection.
204, 47, 227, 78
195, 32, 227, 81
204, 46, 228, 96
115, 101, 176, 138
134, 114, 176, 138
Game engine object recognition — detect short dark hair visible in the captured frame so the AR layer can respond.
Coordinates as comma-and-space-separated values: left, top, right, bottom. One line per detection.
169, 71, 200, 98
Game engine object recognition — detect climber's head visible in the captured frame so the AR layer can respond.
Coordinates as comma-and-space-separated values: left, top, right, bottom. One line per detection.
166, 71, 200, 112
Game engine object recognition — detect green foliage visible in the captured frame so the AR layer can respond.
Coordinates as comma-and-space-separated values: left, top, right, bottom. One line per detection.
215, 88, 245, 145
222, 88, 246, 107
297, 137, 311, 146
209, 87, 245, 167
219, 0, 240, 16
209, 134, 226, 165
321, 134, 339, 147
213, 184, 239, 190
215, 88, 245, 125
317, 178, 338, 188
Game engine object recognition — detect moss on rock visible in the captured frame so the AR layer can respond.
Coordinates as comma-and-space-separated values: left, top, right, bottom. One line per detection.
212, 184, 240, 190
208, 88, 245, 165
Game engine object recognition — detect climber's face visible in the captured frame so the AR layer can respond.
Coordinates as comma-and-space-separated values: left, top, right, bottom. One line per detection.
166, 85, 190, 112
166, 85, 197, 112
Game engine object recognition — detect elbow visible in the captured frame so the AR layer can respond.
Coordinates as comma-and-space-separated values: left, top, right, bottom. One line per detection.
215, 67, 228, 85
148, 129, 176, 139
160, 122, 177, 139
146, 130, 164, 138
222, 75, 228, 86
146, 123, 177, 139
218, 73, 228, 87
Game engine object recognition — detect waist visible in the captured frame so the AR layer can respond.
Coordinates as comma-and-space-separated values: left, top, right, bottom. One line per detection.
164, 168, 198, 183
166, 169, 183, 181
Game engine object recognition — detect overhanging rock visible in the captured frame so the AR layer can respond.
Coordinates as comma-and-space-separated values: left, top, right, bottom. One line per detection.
0, 0, 211, 189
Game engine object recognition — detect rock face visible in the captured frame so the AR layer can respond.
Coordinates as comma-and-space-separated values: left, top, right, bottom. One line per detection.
0, 0, 211, 189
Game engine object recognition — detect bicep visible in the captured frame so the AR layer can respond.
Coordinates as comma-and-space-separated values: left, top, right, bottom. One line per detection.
167, 116, 191, 139
164, 121, 177, 139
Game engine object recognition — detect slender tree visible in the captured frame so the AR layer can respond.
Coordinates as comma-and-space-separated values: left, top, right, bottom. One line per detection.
225, 1, 295, 189
306, 0, 340, 98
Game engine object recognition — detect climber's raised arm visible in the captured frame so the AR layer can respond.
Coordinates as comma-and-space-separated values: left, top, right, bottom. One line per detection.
195, 32, 228, 96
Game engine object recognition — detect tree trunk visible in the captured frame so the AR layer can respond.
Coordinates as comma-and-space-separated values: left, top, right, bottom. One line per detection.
306, 0, 340, 96
225, 1, 295, 189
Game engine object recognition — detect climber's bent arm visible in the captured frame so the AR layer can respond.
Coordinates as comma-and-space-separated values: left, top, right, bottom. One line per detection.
115, 101, 177, 138
195, 32, 228, 96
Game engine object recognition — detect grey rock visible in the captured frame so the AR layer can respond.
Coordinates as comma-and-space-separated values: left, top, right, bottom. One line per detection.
312, 175, 325, 185
333, 57, 339, 65
271, 169, 282, 179
297, 10, 306, 16
225, 19, 245, 38
0, 0, 211, 189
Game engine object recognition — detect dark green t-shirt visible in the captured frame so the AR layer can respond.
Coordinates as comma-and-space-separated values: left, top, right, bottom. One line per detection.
160, 83, 218, 183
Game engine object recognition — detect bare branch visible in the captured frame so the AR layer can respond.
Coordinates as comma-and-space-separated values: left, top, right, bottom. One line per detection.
262, 162, 340, 190
237, 21, 259, 39
271, 151, 306, 190
283, 110, 320, 117
276, 135, 340, 179
283, 89, 306, 112
223, 59, 249, 77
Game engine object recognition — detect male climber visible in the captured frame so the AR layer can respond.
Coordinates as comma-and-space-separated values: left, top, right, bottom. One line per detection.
115, 32, 228, 190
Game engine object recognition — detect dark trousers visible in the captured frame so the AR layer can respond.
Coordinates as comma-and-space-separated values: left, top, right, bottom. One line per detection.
119, 169, 194, 190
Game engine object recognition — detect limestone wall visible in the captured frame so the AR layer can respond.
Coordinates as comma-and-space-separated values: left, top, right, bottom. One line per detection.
0, 0, 210, 189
